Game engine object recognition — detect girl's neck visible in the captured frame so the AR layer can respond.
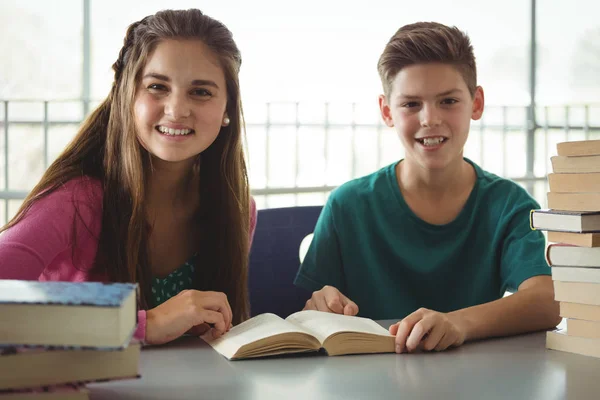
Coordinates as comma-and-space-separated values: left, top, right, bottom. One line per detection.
146, 156, 198, 209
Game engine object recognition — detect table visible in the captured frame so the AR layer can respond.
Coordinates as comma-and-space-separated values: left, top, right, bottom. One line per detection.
89, 321, 600, 400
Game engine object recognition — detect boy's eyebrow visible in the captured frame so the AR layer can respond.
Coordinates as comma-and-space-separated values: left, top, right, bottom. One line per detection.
436, 88, 463, 97
396, 88, 464, 100
142, 72, 220, 89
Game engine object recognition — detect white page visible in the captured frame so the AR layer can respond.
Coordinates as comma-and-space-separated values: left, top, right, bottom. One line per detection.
285, 310, 392, 343
203, 313, 313, 359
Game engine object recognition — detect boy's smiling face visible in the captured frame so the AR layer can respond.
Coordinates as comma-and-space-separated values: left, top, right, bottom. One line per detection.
379, 63, 484, 171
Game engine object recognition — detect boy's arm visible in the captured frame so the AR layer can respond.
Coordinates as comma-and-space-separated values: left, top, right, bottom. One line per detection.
294, 199, 359, 315
391, 275, 559, 353
453, 196, 560, 341
391, 192, 560, 352
293, 200, 345, 294
449, 275, 559, 342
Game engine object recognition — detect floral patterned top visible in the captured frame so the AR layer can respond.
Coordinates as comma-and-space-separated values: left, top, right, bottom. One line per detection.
151, 253, 198, 307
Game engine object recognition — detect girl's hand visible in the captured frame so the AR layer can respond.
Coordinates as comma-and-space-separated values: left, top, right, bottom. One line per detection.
145, 289, 233, 345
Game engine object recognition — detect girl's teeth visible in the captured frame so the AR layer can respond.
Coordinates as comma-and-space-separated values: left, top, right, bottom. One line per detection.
158, 126, 192, 136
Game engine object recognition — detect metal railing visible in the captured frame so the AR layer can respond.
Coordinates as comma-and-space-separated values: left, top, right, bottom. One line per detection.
1, 99, 599, 224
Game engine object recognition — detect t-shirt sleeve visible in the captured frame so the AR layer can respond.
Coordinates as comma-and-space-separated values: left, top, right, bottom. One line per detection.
499, 189, 550, 293
293, 198, 345, 293
0, 179, 102, 279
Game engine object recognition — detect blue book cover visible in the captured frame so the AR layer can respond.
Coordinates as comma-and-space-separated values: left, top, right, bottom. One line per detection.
0, 280, 139, 349
0, 280, 137, 307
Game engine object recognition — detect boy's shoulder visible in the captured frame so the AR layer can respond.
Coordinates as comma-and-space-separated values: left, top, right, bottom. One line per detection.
469, 159, 538, 206
329, 163, 396, 206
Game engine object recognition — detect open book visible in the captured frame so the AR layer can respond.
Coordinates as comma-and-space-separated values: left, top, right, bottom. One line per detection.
203, 310, 395, 360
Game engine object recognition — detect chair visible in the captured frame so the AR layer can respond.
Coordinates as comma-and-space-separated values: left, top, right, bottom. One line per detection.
248, 205, 323, 318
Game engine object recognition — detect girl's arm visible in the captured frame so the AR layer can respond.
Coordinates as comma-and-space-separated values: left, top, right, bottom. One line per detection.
0, 179, 103, 280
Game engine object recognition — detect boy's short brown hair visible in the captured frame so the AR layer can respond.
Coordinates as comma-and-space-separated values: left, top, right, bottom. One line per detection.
377, 22, 477, 98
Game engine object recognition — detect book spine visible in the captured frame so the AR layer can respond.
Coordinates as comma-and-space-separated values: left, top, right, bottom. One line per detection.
547, 192, 600, 212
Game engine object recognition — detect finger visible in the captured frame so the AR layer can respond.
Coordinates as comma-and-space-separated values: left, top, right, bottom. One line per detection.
340, 294, 359, 315
187, 323, 211, 336
224, 294, 233, 329
313, 293, 337, 313
343, 303, 358, 316
406, 318, 435, 352
215, 292, 232, 329
395, 310, 425, 353
432, 332, 449, 351
326, 295, 344, 314
197, 292, 232, 329
389, 321, 401, 336
196, 310, 227, 337
435, 332, 454, 351
421, 324, 445, 351
304, 299, 316, 311
435, 329, 460, 352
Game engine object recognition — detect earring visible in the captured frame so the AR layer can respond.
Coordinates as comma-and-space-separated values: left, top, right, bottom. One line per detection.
223, 116, 230, 126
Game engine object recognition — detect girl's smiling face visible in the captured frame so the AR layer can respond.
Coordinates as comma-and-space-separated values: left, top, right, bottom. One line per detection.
134, 39, 229, 164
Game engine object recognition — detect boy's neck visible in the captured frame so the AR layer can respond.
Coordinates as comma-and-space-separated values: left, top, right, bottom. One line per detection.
396, 157, 475, 200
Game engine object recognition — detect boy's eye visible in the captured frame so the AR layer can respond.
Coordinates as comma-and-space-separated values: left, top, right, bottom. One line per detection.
403, 101, 420, 108
441, 98, 458, 105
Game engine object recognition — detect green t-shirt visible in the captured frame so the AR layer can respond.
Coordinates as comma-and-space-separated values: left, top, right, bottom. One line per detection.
294, 158, 550, 320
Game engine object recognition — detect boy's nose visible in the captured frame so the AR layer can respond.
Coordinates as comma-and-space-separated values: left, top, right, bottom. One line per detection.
420, 105, 441, 128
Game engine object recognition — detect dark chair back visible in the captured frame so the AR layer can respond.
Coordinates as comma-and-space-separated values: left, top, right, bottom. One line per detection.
248, 206, 323, 318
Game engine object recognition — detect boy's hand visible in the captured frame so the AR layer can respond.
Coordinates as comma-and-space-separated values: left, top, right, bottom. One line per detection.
145, 289, 232, 345
389, 308, 466, 353
303, 285, 359, 316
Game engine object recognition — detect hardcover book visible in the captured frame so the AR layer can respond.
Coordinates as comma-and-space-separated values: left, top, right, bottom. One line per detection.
0, 280, 137, 348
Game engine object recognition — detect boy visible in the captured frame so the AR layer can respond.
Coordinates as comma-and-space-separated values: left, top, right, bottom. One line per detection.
294, 22, 560, 353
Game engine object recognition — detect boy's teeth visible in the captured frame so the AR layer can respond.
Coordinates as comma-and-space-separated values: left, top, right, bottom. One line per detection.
421, 137, 445, 146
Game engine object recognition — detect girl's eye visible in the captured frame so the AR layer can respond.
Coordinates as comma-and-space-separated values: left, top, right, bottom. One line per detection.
403, 101, 420, 108
192, 88, 212, 97
442, 98, 458, 105
147, 83, 167, 91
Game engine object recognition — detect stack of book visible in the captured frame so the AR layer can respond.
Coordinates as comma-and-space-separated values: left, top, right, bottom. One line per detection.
0, 280, 141, 399
531, 139, 600, 359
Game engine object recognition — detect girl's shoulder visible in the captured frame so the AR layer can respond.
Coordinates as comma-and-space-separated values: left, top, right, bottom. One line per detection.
44, 176, 103, 208
28, 176, 104, 226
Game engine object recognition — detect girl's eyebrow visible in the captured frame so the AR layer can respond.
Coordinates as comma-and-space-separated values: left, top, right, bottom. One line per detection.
142, 72, 220, 89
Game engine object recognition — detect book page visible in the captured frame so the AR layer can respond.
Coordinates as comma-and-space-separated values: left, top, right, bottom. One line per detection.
203, 313, 314, 359
285, 310, 392, 343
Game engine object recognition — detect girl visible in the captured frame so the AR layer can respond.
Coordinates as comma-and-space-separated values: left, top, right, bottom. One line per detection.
0, 9, 256, 345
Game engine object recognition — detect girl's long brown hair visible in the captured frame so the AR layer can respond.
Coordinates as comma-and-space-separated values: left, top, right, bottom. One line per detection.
0, 9, 250, 323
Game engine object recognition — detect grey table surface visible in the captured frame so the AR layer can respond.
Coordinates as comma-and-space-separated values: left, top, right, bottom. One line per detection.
88, 320, 600, 400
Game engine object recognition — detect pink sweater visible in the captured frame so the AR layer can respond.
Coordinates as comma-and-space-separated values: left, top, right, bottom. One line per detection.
0, 177, 257, 343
